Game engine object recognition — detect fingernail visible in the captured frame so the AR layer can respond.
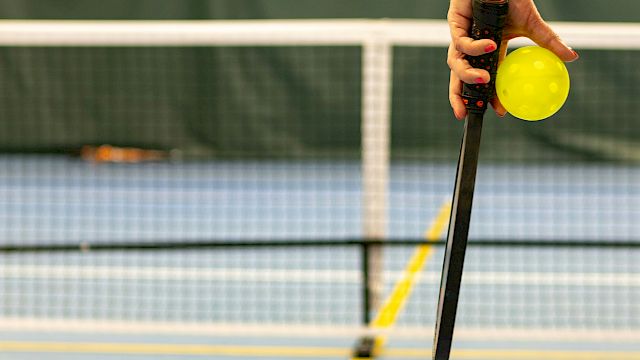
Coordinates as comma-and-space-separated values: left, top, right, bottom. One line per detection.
570, 49, 580, 62
484, 44, 496, 53
474, 77, 486, 84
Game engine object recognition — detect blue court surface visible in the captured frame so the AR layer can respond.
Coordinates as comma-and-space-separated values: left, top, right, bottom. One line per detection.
1, 156, 639, 359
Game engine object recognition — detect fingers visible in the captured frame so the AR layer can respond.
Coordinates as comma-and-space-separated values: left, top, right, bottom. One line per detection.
498, 39, 509, 66
450, 71, 507, 120
447, 44, 491, 85
449, 71, 466, 121
447, 5, 498, 83
490, 97, 507, 117
449, 13, 497, 57
455, 36, 499, 57
448, 36, 505, 120
491, 39, 509, 117
446, 2, 504, 120
528, 16, 579, 62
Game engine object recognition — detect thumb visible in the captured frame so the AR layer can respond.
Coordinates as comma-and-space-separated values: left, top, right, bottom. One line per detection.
528, 17, 579, 62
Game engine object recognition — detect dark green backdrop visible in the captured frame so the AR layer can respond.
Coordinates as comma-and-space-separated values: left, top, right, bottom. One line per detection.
0, 0, 637, 22
0, 1, 636, 163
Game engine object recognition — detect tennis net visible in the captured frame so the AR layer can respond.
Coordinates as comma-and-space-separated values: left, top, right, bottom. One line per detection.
0, 19, 638, 344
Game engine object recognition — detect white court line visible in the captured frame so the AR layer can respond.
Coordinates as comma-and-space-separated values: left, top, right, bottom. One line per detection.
2, 265, 639, 287
0, 318, 638, 343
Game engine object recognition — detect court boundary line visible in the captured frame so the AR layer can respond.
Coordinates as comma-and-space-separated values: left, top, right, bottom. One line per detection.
1, 341, 640, 359
1, 318, 639, 342
2, 264, 638, 286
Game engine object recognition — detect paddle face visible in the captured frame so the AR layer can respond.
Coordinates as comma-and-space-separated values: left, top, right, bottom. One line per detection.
432, 1, 509, 360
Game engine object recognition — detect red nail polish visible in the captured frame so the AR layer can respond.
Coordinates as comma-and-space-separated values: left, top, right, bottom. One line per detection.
474, 77, 485, 84
484, 44, 496, 53
571, 49, 580, 60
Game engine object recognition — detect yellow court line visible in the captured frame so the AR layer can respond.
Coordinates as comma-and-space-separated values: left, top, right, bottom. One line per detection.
3, 342, 639, 360
373, 201, 451, 328
358, 201, 451, 358
0, 341, 349, 357
423, 202, 451, 241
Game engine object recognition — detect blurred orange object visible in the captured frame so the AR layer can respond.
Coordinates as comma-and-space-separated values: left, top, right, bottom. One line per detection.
81, 145, 168, 163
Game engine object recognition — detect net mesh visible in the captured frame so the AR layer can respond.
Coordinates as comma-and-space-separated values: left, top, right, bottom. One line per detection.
0, 20, 638, 341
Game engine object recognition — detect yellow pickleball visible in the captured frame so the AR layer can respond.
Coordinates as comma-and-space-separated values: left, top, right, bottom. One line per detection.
496, 46, 570, 121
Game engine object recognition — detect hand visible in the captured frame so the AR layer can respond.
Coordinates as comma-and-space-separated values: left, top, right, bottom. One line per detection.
447, 0, 579, 120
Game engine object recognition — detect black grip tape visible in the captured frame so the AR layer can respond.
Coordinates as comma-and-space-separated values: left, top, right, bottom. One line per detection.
462, 0, 509, 114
